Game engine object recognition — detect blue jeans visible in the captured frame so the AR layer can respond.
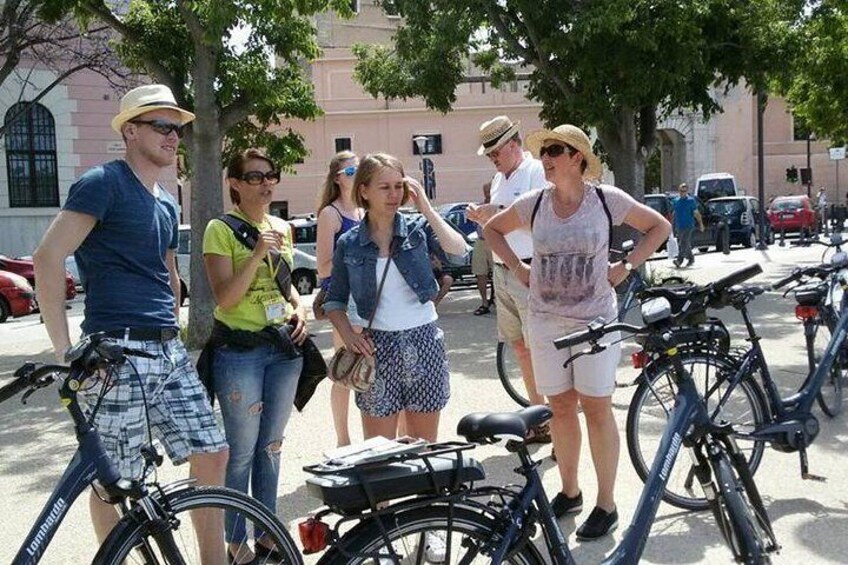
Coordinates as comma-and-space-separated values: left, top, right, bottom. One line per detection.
212, 344, 302, 543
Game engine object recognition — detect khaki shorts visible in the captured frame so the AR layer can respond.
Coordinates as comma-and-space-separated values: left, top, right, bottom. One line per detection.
492, 263, 530, 343
471, 239, 493, 276
528, 313, 621, 397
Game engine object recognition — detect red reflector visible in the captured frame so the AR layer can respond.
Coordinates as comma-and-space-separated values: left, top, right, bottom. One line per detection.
795, 305, 818, 320
299, 517, 329, 554
631, 350, 648, 369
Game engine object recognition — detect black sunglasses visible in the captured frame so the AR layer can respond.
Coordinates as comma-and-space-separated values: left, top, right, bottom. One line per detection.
241, 170, 281, 185
129, 119, 185, 138
539, 144, 575, 159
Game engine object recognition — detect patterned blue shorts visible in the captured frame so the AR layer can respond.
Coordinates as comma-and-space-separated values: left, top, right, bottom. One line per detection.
356, 322, 451, 417
82, 338, 227, 480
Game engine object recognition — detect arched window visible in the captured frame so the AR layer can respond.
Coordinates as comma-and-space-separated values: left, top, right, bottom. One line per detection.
4, 102, 59, 207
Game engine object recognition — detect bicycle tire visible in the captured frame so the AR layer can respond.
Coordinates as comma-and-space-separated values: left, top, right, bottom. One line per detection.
318, 503, 544, 564
497, 341, 530, 408
626, 351, 769, 511
93, 485, 302, 564
812, 320, 844, 417
711, 449, 770, 564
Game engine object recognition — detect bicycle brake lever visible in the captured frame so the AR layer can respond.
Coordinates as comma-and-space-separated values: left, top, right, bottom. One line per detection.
562, 344, 608, 368
21, 387, 36, 405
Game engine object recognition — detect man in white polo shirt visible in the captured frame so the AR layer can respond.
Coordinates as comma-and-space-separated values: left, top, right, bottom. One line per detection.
467, 116, 549, 441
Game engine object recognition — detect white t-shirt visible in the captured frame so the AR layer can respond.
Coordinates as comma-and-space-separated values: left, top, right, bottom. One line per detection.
490, 152, 547, 262
370, 258, 438, 331
512, 183, 637, 321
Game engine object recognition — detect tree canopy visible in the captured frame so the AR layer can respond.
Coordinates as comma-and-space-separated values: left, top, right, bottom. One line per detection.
779, 1, 848, 144
355, 0, 803, 195
41, 0, 352, 344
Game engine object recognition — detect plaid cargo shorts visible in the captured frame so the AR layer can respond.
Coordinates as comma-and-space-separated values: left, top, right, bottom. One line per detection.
82, 337, 227, 480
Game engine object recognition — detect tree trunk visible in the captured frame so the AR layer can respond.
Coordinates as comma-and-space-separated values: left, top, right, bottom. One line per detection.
185, 49, 223, 349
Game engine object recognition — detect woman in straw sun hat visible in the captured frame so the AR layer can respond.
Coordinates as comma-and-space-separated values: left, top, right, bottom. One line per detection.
485, 123, 670, 540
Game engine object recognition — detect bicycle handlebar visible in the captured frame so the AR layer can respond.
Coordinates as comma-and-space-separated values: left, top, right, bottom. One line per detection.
553, 321, 642, 350
771, 265, 834, 290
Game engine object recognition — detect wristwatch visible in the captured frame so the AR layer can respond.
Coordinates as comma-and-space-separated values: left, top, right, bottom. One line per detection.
623, 259, 634, 272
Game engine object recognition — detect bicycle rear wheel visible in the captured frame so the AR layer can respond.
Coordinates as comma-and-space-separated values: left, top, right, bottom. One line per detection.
319, 504, 544, 564
94, 485, 301, 564
710, 448, 772, 564
812, 320, 844, 417
626, 351, 769, 511
497, 341, 530, 408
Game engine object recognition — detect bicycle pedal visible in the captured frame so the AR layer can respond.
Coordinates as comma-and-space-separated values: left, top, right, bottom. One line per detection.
801, 472, 827, 482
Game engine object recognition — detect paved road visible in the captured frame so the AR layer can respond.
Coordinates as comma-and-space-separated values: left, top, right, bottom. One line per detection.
0, 243, 846, 563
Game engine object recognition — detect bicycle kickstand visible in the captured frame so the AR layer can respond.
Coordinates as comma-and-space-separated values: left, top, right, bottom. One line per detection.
799, 447, 827, 482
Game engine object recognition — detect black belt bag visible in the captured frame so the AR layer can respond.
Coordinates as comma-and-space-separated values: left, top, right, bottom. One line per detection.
103, 327, 179, 342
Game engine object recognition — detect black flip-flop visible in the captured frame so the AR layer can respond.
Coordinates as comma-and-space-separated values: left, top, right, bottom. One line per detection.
473, 305, 491, 316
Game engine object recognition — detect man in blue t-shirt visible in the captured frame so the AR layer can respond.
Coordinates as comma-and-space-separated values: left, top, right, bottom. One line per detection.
671, 182, 705, 267
33, 85, 228, 555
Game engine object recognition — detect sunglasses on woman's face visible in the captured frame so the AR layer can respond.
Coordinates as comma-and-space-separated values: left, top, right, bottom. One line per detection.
338, 165, 357, 177
539, 144, 574, 159
241, 170, 281, 185
129, 119, 185, 138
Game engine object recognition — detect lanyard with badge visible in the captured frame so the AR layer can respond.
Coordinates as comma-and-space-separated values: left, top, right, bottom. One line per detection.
263, 250, 288, 323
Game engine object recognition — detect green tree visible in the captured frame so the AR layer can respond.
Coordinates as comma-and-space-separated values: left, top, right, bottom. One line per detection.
41, 0, 351, 346
779, 1, 848, 144
355, 0, 801, 197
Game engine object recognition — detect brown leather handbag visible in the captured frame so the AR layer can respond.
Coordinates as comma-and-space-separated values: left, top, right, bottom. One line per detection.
327, 242, 394, 393
312, 287, 328, 320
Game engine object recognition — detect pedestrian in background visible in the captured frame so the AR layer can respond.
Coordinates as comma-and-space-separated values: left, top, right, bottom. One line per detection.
671, 182, 704, 267
315, 150, 364, 447
485, 124, 670, 540
471, 181, 494, 315
466, 115, 550, 444
203, 148, 307, 563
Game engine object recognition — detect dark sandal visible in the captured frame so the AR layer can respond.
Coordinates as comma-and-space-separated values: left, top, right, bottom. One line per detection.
525, 422, 552, 445
473, 305, 491, 315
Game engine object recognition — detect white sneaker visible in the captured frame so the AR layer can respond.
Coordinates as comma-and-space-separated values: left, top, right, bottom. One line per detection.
424, 531, 447, 563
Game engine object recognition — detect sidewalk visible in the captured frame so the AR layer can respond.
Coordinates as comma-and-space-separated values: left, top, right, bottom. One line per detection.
0, 244, 845, 563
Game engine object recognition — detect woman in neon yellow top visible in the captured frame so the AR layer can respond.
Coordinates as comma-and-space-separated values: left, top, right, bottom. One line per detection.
202, 148, 306, 563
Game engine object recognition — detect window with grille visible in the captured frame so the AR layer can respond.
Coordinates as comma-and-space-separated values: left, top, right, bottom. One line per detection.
335, 137, 352, 152
4, 102, 59, 207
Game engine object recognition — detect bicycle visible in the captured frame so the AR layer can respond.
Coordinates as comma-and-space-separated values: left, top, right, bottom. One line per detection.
627, 251, 848, 511
299, 264, 778, 564
2, 333, 301, 564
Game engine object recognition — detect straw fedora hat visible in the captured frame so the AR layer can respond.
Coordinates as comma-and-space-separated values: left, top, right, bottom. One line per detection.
525, 124, 603, 181
478, 115, 521, 156
110, 84, 196, 134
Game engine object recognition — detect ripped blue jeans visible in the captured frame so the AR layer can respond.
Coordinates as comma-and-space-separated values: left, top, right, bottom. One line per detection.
212, 343, 302, 543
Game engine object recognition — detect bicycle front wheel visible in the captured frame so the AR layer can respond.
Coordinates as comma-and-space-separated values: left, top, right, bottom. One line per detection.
94, 485, 302, 564
711, 449, 772, 564
813, 320, 844, 417
497, 341, 530, 408
319, 504, 544, 564
626, 352, 769, 511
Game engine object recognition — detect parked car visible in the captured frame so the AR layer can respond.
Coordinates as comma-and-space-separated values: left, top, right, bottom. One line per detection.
438, 202, 477, 237
289, 217, 318, 256
706, 196, 772, 248
0, 270, 35, 323
176, 224, 320, 301
768, 195, 817, 234
65, 256, 84, 292
0, 255, 76, 300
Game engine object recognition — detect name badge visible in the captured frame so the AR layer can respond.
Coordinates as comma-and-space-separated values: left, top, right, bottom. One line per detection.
263, 298, 286, 323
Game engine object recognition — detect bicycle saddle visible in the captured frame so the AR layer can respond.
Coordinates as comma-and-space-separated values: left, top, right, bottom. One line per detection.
457, 405, 552, 443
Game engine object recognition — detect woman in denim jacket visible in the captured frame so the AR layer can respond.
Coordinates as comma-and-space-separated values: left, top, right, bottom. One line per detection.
325, 153, 468, 443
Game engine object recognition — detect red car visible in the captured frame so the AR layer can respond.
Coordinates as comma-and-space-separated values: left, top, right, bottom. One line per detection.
0, 270, 35, 322
0, 255, 77, 300
768, 195, 817, 233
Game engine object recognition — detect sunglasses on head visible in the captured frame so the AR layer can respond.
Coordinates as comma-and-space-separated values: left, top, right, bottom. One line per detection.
338, 165, 357, 177
539, 144, 575, 159
129, 119, 184, 138
240, 170, 281, 185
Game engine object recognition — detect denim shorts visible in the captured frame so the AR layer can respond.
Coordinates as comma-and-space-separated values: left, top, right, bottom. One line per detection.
356, 322, 451, 417
82, 338, 227, 480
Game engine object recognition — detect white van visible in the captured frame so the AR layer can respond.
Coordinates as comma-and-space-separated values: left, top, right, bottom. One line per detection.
695, 173, 739, 202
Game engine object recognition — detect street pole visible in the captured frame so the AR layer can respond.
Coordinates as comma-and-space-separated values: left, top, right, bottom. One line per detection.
413, 135, 427, 189
806, 133, 812, 198
756, 91, 768, 250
